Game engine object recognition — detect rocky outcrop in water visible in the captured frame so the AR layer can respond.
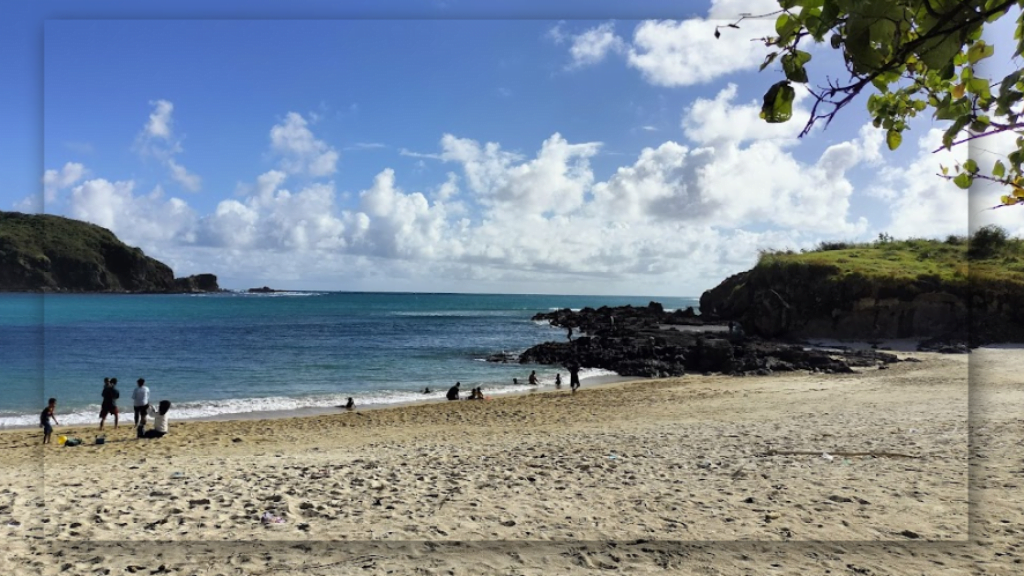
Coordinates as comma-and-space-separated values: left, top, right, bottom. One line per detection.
517, 304, 899, 378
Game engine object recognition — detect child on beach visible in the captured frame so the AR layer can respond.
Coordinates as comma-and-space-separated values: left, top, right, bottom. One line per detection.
132, 378, 150, 429
40, 398, 59, 444
141, 400, 171, 439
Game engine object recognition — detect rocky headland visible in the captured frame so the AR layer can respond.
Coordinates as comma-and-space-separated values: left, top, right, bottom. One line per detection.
513, 231, 1024, 377
0, 210, 221, 293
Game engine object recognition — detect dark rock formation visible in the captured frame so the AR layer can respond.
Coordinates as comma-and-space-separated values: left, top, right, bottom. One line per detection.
175, 274, 222, 293
0, 211, 220, 293
698, 261, 1023, 346
516, 304, 899, 379
247, 286, 279, 293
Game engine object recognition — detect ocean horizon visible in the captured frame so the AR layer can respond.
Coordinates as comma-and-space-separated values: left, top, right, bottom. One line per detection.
0, 291, 700, 428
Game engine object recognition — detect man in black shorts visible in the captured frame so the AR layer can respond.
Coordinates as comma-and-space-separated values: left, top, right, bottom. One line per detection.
99, 377, 120, 430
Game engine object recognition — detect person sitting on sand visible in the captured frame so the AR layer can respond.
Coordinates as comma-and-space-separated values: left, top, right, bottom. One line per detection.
447, 382, 461, 401
40, 397, 59, 444
99, 377, 120, 430
345, 397, 355, 410
528, 370, 539, 385
140, 400, 171, 439
467, 387, 484, 400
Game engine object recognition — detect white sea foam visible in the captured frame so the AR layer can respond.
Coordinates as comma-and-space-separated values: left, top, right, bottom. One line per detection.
0, 368, 620, 429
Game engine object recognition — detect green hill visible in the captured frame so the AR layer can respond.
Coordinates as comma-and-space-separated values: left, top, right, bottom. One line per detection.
0, 210, 218, 293
700, 228, 1024, 345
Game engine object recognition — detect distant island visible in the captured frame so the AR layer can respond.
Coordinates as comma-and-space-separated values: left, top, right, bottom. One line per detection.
247, 286, 280, 293
0, 210, 221, 293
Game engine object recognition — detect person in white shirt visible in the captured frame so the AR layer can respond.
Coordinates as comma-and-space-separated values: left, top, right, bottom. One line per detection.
141, 400, 171, 439
132, 378, 150, 429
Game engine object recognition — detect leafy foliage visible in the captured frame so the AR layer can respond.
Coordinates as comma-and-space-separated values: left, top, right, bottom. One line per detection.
718, 0, 1024, 206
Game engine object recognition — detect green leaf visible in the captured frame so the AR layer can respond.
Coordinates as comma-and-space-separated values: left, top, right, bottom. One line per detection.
964, 159, 978, 173
967, 42, 995, 63
917, 33, 962, 71
776, 14, 799, 42
953, 172, 972, 189
886, 129, 902, 150
994, 160, 1006, 178
759, 51, 779, 72
760, 81, 796, 123
781, 51, 811, 83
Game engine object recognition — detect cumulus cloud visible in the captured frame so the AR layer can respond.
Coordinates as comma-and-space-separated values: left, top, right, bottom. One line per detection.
46, 93, 896, 294
567, 22, 626, 68
439, 132, 601, 214
269, 112, 339, 177
67, 179, 196, 245
865, 128, 973, 239
43, 162, 86, 203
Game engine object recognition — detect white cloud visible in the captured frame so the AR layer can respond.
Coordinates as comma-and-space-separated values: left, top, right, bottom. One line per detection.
67, 178, 196, 245
133, 100, 202, 192
269, 112, 339, 177
623, 0, 778, 87
546, 21, 567, 44
868, 128, 968, 238
43, 162, 86, 203
439, 132, 601, 215
135, 100, 182, 160
145, 100, 173, 138
568, 22, 626, 68
681, 83, 809, 146
167, 159, 202, 192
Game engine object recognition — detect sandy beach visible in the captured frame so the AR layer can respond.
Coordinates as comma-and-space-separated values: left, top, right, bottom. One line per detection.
1, 347, 1020, 574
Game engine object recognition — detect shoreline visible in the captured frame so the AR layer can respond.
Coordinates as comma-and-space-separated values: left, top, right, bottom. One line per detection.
0, 372, 639, 433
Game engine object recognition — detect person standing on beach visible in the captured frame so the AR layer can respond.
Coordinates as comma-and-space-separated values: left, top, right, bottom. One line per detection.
132, 378, 150, 429
40, 398, 59, 444
568, 365, 581, 393
99, 377, 120, 430
554, 373, 562, 388
447, 382, 461, 401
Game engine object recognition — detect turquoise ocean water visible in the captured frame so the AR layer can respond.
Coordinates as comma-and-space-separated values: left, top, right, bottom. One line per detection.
0, 292, 699, 428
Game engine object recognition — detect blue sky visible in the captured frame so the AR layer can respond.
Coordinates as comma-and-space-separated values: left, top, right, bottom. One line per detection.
3, 0, 1021, 295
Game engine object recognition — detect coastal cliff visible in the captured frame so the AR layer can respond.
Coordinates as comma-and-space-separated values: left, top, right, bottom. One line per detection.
0, 211, 220, 293
699, 230, 1024, 346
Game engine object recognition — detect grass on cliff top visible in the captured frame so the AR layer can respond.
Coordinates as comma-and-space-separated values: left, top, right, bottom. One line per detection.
756, 227, 1024, 285
0, 210, 139, 263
